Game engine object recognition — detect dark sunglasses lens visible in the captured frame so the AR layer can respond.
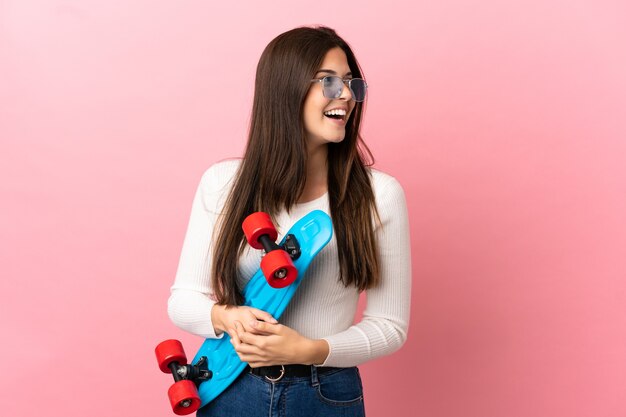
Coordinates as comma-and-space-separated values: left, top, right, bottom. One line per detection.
349, 79, 367, 102
323, 76, 344, 99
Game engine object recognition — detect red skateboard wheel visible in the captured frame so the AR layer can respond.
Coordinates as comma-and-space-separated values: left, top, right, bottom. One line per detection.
242, 212, 277, 249
261, 250, 297, 288
168, 380, 201, 415
155, 339, 187, 374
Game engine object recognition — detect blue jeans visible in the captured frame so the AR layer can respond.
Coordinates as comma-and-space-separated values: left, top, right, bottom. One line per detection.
196, 366, 366, 417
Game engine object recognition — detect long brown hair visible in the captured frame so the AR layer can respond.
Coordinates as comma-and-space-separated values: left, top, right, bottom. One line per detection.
212, 26, 380, 306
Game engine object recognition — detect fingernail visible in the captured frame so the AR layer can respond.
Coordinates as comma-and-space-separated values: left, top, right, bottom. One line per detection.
270, 317, 278, 323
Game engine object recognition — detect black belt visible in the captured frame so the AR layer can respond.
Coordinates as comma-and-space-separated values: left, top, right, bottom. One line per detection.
246, 364, 341, 382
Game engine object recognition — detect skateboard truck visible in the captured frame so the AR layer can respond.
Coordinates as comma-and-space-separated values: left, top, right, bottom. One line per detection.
257, 233, 301, 280
257, 233, 301, 261
168, 356, 212, 388
242, 212, 301, 287
155, 340, 212, 415
282, 234, 301, 260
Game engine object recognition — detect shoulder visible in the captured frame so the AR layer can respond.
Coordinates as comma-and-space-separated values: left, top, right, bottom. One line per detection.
369, 167, 407, 202
197, 158, 242, 211
368, 168, 409, 230
199, 158, 242, 192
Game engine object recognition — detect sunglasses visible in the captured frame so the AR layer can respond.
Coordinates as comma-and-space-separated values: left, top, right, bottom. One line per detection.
310, 76, 368, 102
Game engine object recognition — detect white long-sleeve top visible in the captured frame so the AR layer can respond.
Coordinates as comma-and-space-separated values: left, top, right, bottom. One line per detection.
168, 159, 412, 367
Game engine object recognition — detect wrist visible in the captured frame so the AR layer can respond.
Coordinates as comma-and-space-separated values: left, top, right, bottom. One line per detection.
211, 304, 225, 335
303, 338, 330, 366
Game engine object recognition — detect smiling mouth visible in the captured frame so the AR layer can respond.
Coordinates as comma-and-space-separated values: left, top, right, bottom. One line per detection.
324, 115, 347, 126
323, 109, 349, 124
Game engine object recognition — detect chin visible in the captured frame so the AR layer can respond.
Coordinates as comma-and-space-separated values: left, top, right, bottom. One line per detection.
321, 134, 345, 145
324, 128, 347, 142
306, 129, 346, 148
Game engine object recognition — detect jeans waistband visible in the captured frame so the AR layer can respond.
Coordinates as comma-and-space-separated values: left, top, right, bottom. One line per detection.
246, 364, 341, 381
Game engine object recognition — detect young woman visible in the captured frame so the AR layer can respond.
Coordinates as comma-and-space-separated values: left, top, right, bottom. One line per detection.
168, 26, 412, 417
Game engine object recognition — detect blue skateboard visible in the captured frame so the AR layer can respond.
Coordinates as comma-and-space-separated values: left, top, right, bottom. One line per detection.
156, 210, 333, 415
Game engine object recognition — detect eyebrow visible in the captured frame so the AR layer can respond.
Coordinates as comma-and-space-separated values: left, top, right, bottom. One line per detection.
316, 69, 352, 77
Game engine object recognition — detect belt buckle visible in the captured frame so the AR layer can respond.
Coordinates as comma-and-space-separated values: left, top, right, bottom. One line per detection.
264, 365, 285, 382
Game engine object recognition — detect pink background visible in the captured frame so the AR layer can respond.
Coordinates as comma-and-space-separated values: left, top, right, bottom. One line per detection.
2, 1, 625, 416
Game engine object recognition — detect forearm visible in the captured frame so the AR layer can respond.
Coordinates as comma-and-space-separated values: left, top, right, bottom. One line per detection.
168, 289, 223, 339
319, 315, 408, 367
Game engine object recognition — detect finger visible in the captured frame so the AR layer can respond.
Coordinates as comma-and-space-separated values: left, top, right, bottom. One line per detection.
236, 318, 262, 336
251, 308, 278, 324
233, 341, 263, 356
236, 320, 265, 340
249, 320, 281, 335
248, 361, 269, 368
229, 327, 242, 346
239, 354, 262, 364
238, 329, 267, 347
230, 332, 263, 362
234, 320, 247, 338
249, 360, 279, 368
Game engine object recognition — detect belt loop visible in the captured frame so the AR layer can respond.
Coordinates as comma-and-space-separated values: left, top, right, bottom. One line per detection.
310, 365, 319, 387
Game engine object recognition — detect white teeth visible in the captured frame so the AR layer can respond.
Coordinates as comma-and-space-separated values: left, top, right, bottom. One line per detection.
324, 109, 347, 117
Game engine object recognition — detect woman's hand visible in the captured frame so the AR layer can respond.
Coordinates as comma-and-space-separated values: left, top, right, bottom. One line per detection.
211, 304, 277, 337
229, 320, 329, 367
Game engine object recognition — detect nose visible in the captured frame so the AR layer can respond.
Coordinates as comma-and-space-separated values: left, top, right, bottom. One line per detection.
338, 81, 353, 101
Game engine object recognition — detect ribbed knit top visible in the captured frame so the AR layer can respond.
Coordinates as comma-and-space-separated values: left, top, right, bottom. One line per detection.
167, 159, 412, 367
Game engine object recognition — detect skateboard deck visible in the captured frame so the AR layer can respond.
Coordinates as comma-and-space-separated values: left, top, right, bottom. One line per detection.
192, 209, 332, 407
